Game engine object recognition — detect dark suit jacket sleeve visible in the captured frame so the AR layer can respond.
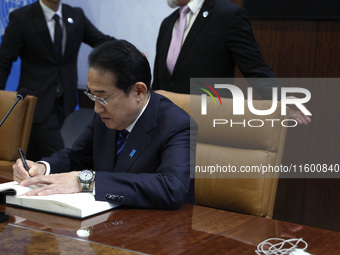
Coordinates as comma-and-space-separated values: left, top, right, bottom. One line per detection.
152, 20, 167, 91
226, 6, 281, 99
152, 14, 176, 91
0, 11, 23, 90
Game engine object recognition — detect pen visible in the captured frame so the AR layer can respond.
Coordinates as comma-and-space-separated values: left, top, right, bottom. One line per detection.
18, 148, 30, 174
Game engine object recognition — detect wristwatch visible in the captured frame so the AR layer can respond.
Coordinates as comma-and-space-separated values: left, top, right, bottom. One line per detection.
78, 169, 95, 192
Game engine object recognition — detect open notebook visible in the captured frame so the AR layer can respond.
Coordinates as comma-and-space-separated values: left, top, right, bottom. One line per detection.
0, 181, 119, 219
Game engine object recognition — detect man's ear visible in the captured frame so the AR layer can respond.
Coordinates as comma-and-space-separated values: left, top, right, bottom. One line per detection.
134, 82, 148, 98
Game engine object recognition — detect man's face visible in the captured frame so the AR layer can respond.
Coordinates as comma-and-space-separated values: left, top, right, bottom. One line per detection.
167, 0, 190, 8
87, 67, 145, 131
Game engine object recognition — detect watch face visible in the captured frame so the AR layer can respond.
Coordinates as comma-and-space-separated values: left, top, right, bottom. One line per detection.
79, 170, 93, 182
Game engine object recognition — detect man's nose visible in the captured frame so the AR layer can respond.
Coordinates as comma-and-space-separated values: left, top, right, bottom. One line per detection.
94, 101, 105, 113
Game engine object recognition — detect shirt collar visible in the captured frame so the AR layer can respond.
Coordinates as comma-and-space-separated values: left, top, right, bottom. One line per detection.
187, 0, 205, 15
39, 0, 62, 21
125, 93, 151, 133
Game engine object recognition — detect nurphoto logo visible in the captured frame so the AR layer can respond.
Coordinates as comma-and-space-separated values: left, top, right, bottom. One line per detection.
199, 82, 312, 128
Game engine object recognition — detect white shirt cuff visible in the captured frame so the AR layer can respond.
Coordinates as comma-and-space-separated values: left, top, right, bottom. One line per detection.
37, 161, 51, 175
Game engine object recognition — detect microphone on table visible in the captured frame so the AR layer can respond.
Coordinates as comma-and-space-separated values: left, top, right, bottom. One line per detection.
0, 87, 29, 127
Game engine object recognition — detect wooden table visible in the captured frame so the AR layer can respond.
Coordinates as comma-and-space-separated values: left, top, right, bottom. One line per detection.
1, 173, 340, 254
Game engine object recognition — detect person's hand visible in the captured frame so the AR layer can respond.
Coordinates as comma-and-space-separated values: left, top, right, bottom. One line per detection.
20, 172, 81, 196
287, 96, 312, 125
13, 159, 46, 183
288, 105, 311, 125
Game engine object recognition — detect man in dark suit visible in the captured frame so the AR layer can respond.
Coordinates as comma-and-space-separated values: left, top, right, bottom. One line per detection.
153, 0, 311, 124
153, 0, 278, 98
13, 40, 197, 209
0, 0, 114, 160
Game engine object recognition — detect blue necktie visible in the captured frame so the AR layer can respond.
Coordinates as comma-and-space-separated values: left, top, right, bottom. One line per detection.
116, 129, 129, 157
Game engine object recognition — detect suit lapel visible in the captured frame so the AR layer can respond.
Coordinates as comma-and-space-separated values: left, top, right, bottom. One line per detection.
173, 0, 214, 74
31, 2, 56, 58
62, 4, 73, 59
114, 128, 151, 172
109, 129, 119, 171
114, 92, 158, 172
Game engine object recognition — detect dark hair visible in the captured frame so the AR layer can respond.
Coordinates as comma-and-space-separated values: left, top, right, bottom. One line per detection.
88, 40, 151, 93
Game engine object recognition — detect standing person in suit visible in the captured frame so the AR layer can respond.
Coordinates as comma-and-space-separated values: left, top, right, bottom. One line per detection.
13, 40, 197, 209
153, 0, 311, 124
153, 0, 277, 97
0, 0, 114, 161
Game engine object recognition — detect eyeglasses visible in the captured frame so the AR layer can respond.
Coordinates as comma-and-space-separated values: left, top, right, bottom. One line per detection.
84, 89, 121, 105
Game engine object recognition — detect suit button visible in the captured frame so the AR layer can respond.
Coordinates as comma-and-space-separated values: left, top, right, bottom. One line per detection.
119, 196, 124, 202
110, 195, 117, 202
106, 193, 112, 200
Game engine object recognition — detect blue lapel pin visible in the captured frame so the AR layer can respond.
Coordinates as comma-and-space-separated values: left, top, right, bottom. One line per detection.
203, 11, 209, 18
67, 18, 74, 24
129, 149, 136, 158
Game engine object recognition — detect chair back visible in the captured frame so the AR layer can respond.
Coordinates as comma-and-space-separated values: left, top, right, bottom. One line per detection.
61, 108, 94, 148
155, 90, 288, 218
0, 91, 37, 172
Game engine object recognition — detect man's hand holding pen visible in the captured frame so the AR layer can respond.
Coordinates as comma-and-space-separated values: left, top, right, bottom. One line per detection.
13, 157, 82, 196
13, 158, 46, 183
